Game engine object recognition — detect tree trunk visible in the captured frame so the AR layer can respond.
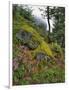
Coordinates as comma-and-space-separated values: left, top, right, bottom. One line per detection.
47, 6, 50, 33
61, 36, 65, 48
47, 6, 51, 43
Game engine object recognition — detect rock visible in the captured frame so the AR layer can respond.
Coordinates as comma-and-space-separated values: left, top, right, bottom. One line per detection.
36, 52, 47, 61
35, 52, 51, 62
16, 30, 39, 49
16, 30, 32, 44
28, 39, 39, 49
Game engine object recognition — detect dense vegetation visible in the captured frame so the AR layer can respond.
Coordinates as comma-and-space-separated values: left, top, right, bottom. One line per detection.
13, 4, 65, 85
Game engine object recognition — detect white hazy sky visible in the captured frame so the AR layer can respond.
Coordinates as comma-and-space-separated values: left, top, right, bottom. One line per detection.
31, 5, 54, 32
32, 6, 43, 18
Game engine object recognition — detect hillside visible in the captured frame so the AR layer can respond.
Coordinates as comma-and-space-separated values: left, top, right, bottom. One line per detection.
13, 5, 65, 85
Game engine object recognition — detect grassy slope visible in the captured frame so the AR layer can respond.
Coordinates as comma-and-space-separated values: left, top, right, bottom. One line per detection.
13, 15, 65, 85
13, 15, 53, 58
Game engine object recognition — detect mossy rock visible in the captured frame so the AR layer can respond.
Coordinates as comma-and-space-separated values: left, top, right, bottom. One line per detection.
35, 52, 51, 62
36, 52, 47, 61
16, 30, 32, 44
28, 38, 40, 50
16, 30, 40, 49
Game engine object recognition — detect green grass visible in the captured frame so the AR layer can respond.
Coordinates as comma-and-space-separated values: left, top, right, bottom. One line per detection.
13, 14, 65, 85
31, 66, 65, 84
